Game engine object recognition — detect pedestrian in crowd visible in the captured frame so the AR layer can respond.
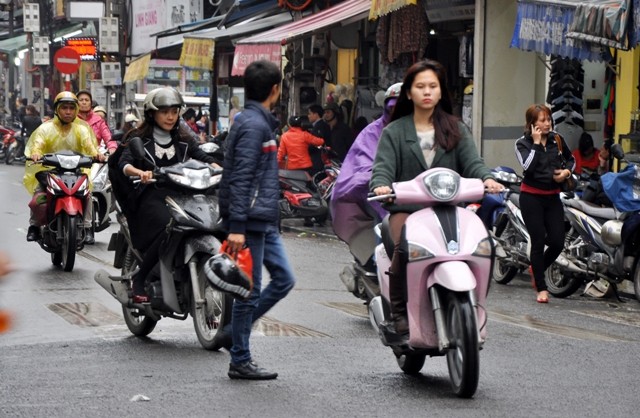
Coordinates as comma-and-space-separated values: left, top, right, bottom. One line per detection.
571, 132, 604, 175
21, 105, 42, 141
122, 114, 139, 132
182, 108, 199, 134
331, 82, 402, 269
114, 88, 219, 303
323, 102, 353, 162
370, 60, 503, 342
216, 60, 296, 380
277, 115, 324, 173
228, 95, 242, 127
75, 90, 116, 153
17, 97, 28, 125
515, 104, 575, 304
93, 106, 107, 121
23, 92, 104, 244
307, 104, 332, 174
196, 110, 210, 137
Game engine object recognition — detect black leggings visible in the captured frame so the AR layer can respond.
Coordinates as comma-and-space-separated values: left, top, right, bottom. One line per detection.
519, 192, 565, 292
132, 234, 163, 295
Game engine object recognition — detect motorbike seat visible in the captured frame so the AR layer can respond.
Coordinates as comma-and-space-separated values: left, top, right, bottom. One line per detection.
564, 198, 620, 220
279, 169, 311, 182
380, 215, 394, 260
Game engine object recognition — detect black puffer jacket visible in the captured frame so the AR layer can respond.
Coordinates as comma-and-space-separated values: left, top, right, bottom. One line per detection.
218, 101, 280, 234
515, 131, 576, 191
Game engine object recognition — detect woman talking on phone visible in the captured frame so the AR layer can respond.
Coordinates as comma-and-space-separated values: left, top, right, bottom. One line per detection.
515, 104, 575, 303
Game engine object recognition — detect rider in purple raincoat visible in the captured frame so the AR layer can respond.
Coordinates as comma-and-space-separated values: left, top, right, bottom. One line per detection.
331, 83, 402, 266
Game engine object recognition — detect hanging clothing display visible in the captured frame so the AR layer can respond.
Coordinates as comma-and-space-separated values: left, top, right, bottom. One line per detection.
459, 34, 473, 78
376, 4, 428, 63
547, 56, 585, 151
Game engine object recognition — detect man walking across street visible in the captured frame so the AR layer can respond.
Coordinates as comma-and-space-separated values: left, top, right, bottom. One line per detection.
217, 60, 296, 380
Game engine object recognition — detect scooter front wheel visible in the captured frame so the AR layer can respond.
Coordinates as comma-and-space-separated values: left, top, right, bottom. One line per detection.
60, 213, 77, 272
445, 291, 479, 398
192, 257, 233, 350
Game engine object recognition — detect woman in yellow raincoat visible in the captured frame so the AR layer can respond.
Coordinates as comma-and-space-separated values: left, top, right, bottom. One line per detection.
23, 91, 104, 243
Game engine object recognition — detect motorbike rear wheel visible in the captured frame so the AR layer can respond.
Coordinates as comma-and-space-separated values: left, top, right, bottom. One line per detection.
632, 258, 640, 304
395, 352, 426, 375
5, 141, 17, 165
60, 214, 77, 272
545, 263, 582, 298
51, 251, 62, 266
192, 257, 233, 350
445, 291, 479, 398
121, 247, 157, 336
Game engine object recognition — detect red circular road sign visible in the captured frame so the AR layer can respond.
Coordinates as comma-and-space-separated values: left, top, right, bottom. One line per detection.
53, 47, 81, 74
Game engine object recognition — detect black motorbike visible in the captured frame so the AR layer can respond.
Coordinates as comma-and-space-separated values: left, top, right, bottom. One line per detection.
94, 138, 233, 349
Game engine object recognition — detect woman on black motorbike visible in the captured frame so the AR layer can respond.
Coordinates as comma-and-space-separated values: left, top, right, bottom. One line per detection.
116, 87, 220, 303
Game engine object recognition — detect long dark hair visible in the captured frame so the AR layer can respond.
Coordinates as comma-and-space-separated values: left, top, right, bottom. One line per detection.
391, 59, 461, 151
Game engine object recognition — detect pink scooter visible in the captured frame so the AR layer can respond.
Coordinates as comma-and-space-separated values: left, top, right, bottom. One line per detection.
368, 168, 492, 398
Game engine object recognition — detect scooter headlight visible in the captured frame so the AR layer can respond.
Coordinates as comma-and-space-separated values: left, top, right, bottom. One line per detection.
168, 168, 217, 189
407, 241, 435, 262
57, 155, 81, 169
423, 171, 459, 201
472, 237, 493, 258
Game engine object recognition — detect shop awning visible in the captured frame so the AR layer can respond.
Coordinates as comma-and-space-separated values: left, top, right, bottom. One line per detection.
566, 0, 633, 50
123, 53, 151, 83
369, 0, 416, 20
0, 34, 28, 54
510, 0, 610, 62
221, 0, 281, 27
424, 0, 475, 23
150, 15, 225, 39
186, 13, 293, 41
233, 0, 371, 75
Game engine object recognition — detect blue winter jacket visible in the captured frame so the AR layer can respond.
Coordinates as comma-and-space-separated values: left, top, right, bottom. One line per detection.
218, 100, 280, 234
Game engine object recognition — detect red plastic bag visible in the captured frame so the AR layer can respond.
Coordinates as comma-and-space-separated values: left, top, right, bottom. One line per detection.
220, 240, 253, 280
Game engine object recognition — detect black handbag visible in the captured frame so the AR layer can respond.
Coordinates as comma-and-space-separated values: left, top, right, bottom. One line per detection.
556, 135, 576, 192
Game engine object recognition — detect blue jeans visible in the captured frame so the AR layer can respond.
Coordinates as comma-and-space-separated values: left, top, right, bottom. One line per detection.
230, 224, 296, 365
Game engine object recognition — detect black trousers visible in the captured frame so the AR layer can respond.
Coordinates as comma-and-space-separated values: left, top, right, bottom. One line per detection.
519, 192, 565, 292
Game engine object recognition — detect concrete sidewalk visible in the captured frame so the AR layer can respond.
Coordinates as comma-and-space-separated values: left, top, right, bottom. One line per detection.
280, 218, 336, 239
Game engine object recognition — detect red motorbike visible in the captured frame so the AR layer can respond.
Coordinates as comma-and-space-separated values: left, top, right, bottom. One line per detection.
0, 124, 19, 165
28, 151, 93, 271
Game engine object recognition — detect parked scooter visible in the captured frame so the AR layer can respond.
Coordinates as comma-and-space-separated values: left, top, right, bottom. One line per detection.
27, 151, 94, 271
95, 137, 233, 348
368, 168, 492, 398
486, 169, 532, 284
547, 144, 640, 299
0, 125, 19, 165
279, 169, 328, 224
312, 146, 341, 205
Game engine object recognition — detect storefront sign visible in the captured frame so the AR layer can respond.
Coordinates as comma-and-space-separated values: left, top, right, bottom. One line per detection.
64, 38, 97, 61
566, 0, 631, 50
180, 38, 214, 70
232, 43, 282, 76
424, 0, 474, 23
510, 1, 608, 62
123, 53, 151, 83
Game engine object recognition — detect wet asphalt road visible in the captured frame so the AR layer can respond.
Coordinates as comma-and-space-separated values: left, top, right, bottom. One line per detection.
1, 164, 639, 417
